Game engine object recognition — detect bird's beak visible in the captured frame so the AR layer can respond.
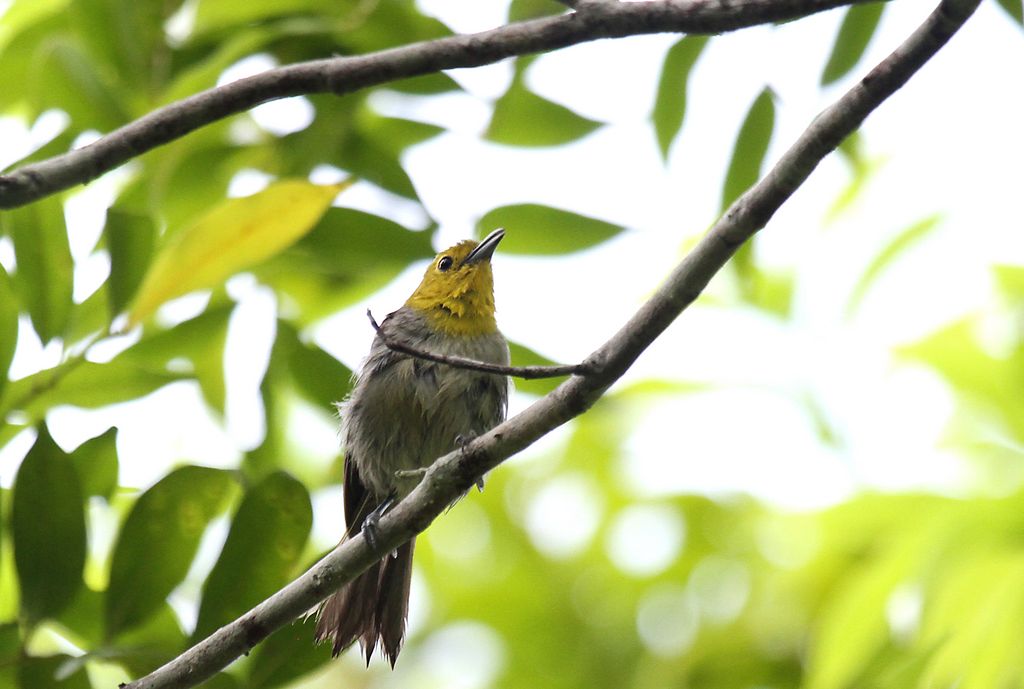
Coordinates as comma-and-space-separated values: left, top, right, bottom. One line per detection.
464, 227, 505, 265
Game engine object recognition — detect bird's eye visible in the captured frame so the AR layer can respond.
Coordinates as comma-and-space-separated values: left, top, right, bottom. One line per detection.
437, 256, 453, 272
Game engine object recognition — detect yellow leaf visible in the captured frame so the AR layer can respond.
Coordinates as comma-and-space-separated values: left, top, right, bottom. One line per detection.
127, 179, 351, 326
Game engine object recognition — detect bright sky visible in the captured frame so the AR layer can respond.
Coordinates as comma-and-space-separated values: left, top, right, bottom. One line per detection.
2, 0, 1023, 525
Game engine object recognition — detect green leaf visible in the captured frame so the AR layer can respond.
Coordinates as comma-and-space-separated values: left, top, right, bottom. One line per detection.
12, 427, 86, 623
0, 0, 70, 52
258, 208, 434, 323
897, 319, 1024, 443
476, 204, 624, 255
334, 0, 453, 54
125, 307, 233, 414
509, 341, 565, 397
67, 0, 182, 96
805, 548, 918, 689
69, 427, 119, 501
920, 553, 1024, 689
337, 135, 419, 199
358, 114, 444, 156
55, 585, 105, 648
846, 215, 941, 315
28, 36, 128, 132
193, 472, 312, 641
0, 356, 184, 421
16, 654, 92, 689
105, 209, 156, 318
995, 0, 1023, 24
0, 11, 66, 116
109, 601, 187, 677
192, 0, 332, 35
486, 64, 601, 147
652, 36, 708, 161
721, 88, 776, 213
993, 264, 1024, 299
0, 266, 19, 401
0, 622, 18, 686
821, 3, 886, 85
105, 466, 235, 638
247, 620, 332, 689
128, 179, 351, 326
279, 323, 353, 411
3, 196, 73, 343
63, 284, 111, 347
160, 28, 272, 104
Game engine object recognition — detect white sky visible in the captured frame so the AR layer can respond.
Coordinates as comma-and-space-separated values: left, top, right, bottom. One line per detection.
2, 0, 1023, 524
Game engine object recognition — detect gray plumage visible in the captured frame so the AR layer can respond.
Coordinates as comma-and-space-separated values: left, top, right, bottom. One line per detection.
315, 305, 509, 666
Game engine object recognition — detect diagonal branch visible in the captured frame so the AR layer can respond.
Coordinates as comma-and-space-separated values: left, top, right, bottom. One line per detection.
0, 0, 880, 210
367, 310, 587, 379
119, 0, 981, 687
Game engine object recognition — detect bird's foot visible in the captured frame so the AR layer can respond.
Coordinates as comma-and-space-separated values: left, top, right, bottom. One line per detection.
361, 492, 395, 551
454, 434, 486, 492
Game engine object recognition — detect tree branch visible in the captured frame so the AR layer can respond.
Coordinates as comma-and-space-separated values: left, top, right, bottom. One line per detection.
118, 0, 981, 687
366, 310, 587, 379
0, 0, 879, 210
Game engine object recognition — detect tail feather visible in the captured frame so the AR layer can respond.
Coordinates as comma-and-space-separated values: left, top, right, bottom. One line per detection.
376, 540, 415, 667
314, 539, 416, 667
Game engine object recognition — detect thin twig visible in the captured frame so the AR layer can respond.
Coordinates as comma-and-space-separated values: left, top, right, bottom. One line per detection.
366, 310, 586, 379
0, 0, 881, 210
119, 0, 982, 686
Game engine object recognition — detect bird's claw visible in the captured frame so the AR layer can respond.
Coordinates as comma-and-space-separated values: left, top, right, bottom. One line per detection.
454, 435, 486, 492
361, 493, 395, 551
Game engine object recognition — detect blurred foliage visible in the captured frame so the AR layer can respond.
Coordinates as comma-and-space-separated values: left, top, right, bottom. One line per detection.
820, 2, 886, 86
0, 1, 1021, 689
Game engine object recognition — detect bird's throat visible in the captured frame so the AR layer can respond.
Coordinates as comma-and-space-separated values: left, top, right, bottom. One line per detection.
409, 293, 498, 337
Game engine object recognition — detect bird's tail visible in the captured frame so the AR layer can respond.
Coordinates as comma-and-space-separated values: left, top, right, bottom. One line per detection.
314, 538, 415, 667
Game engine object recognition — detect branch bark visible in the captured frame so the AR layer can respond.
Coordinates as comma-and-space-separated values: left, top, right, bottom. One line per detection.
0, 0, 878, 210
118, 0, 981, 687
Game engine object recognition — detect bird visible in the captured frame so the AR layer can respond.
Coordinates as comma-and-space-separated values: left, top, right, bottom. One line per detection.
315, 227, 509, 667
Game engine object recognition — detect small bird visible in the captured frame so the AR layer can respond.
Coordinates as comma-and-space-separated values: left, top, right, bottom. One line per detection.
315, 228, 509, 667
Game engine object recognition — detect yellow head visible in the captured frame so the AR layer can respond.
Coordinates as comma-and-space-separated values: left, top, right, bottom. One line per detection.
405, 228, 504, 337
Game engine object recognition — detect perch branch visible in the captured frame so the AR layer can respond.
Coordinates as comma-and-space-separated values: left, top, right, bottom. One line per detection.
0, 0, 881, 209
119, 0, 981, 687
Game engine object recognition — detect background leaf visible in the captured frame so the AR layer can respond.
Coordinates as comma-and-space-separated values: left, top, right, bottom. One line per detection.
821, 2, 886, 85
69, 427, 119, 501
192, 471, 312, 641
106, 208, 157, 318
652, 36, 708, 160
246, 621, 331, 689
3, 196, 73, 343
476, 204, 625, 255
509, 341, 567, 396
16, 654, 92, 689
846, 215, 941, 314
995, 0, 1023, 24
486, 60, 602, 147
105, 467, 235, 638
12, 427, 85, 624
721, 88, 776, 212
128, 179, 350, 326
